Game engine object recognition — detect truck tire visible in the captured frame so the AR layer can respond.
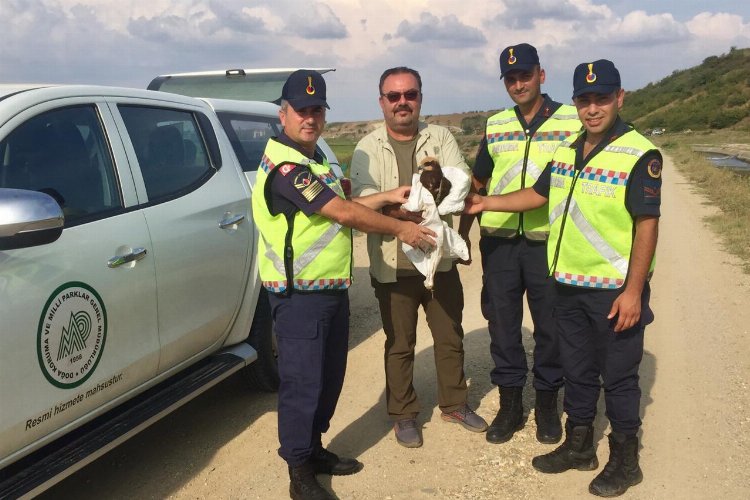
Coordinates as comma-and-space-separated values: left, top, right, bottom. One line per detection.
241, 288, 279, 392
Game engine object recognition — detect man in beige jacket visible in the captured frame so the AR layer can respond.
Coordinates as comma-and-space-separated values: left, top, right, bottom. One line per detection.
351, 66, 487, 448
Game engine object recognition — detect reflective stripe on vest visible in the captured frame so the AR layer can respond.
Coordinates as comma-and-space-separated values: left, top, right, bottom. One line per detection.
260, 221, 344, 277
547, 130, 657, 289
252, 138, 352, 294
481, 105, 581, 240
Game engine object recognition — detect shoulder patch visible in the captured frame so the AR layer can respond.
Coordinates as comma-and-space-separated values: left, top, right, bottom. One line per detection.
647, 158, 662, 179
279, 164, 296, 176
643, 178, 661, 204
294, 170, 324, 202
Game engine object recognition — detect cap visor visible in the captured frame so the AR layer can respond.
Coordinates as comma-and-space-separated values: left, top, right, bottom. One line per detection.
288, 98, 330, 110
500, 63, 537, 79
572, 84, 619, 98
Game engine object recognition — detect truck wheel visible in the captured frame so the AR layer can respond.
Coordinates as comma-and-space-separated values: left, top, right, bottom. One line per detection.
241, 288, 279, 392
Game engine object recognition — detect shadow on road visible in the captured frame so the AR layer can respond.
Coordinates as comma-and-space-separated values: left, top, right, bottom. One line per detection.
330, 322, 658, 462
326, 325, 496, 460
41, 290, 658, 498
39, 373, 278, 499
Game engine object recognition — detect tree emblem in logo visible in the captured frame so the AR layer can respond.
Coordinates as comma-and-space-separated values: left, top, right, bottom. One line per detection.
57, 311, 92, 361
37, 282, 107, 388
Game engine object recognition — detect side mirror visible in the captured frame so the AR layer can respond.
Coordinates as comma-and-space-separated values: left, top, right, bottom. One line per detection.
0, 188, 65, 250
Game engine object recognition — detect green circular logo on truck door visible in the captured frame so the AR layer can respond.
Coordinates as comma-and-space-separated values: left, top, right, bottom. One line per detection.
37, 282, 107, 388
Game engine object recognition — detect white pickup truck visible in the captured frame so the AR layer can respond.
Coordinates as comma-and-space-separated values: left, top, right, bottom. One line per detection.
0, 81, 331, 497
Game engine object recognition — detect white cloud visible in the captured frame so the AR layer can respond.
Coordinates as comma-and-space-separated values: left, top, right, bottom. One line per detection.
495, 0, 608, 29
603, 10, 691, 46
394, 12, 487, 48
0, 0, 748, 120
686, 12, 750, 41
284, 3, 348, 39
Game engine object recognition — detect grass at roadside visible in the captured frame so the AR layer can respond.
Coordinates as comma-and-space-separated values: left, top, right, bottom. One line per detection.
653, 130, 750, 273
325, 138, 356, 176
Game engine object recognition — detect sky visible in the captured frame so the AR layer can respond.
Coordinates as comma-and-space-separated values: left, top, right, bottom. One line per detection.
1, 0, 749, 122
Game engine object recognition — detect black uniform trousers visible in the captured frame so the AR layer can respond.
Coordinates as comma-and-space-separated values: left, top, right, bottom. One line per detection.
269, 290, 349, 467
554, 283, 653, 435
480, 235, 562, 391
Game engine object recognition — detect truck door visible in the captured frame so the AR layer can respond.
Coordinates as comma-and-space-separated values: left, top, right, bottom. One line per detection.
110, 102, 251, 372
0, 102, 159, 464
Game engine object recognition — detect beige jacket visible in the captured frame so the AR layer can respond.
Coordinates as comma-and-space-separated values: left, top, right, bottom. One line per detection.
350, 122, 470, 283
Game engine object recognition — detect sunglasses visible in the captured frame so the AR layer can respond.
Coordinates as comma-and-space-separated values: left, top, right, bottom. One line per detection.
380, 89, 421, 103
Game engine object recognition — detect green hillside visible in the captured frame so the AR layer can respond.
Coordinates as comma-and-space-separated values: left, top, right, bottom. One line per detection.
622, 46, 750, 132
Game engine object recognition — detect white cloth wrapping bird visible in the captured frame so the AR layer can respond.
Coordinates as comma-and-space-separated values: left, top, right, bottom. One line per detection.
400, 166, 471, 289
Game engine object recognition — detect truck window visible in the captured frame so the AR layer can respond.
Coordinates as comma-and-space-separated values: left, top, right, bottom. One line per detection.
118, 106, 213, 201
0, 105, 121, 225
216, 112, 280, 172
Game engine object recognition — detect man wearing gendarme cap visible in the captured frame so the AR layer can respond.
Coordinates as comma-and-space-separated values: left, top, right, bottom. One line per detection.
463, 59, 662, 497
252, 69, 436, 500
459, 43, 581, 446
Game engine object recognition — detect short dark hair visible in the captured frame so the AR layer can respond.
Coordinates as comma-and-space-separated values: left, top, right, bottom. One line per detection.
379, 67, 422, 94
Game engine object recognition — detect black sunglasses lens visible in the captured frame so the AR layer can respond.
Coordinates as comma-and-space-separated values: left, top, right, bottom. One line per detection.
385, 90, 419, 103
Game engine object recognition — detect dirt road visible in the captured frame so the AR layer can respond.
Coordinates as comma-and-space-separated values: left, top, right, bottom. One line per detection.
43, 155, 750, 499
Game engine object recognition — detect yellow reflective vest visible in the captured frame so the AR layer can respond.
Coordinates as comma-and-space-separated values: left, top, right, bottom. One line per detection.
547, 130, 657, 289
252, 138, 352, 294
481, 104, 580, 240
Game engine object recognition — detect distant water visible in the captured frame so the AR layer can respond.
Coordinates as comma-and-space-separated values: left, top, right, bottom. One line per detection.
703, 153, 750, 173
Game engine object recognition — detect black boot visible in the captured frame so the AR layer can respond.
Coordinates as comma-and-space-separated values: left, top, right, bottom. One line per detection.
288, 461, 334, 500
532, 420, 599, 473
311, 445, 363, 476
589, 432, 643, 497
486, 386, 524, 444
534, 390, 562, 444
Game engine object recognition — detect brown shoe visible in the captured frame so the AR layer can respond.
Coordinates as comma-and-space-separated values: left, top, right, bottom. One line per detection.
394, 418, 423, 448
441, 405, 488, 433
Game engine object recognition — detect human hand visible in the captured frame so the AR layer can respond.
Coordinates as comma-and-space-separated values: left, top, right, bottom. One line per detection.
382, 203, 424, 223
397, 221, 436, 251
463, 193, 485, 215
385, 185, 411, 205
608, 288, 642, 332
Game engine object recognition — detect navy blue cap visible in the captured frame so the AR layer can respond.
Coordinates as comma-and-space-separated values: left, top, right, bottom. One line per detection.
281, 69, 330, 110
572, 59, 621, 98
499, 43, 539, 78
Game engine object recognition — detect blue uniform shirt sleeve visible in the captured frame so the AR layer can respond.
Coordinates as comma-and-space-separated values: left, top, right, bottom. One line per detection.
532, 162, 552, 198
626, 151, 662, 218
472, 136, 494, 181
270, 164, 337, 217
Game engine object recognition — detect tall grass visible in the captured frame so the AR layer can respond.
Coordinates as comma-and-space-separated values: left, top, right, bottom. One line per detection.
325, 138, 356, 176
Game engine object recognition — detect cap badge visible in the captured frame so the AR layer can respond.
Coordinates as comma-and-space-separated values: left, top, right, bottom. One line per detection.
508, 48, 517, 65
586, 63, 597, 84
306, 76, 316, 96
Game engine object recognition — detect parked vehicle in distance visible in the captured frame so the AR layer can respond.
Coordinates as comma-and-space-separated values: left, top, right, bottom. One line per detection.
0, 84, 276, 498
